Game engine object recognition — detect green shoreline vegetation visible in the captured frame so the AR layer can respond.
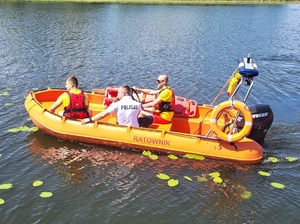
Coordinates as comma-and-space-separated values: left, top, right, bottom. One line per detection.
1, 0, 299, 5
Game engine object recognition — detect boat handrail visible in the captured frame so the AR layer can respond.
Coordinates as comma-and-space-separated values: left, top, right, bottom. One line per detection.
210, 67, 239, 107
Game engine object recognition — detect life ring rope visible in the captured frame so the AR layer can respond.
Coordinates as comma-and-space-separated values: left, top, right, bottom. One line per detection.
210, 101, 253, 142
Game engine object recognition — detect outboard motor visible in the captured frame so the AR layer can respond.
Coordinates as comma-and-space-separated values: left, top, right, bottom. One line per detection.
236, 104, 274, 143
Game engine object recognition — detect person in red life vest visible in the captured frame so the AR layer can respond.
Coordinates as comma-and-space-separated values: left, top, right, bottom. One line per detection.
50, 76, 90, 119
133, 74, 175, 126
81, 85, 142, 127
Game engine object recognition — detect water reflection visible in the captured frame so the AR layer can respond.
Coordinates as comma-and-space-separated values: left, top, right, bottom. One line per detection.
27, 133, 143, 185
27, 131, 256, 204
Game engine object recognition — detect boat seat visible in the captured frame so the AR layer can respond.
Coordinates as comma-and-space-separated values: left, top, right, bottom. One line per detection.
103, 87, 118, 108
143, 95, 197, 118
174, 97, 197, 118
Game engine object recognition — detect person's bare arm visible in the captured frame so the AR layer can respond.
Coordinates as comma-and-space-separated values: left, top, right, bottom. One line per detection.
132, 86, 158, 95
142, 97, 162, 109
50, 99, 62, 113
81, 110, 110, 125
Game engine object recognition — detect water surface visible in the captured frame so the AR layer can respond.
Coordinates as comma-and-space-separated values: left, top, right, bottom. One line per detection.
0, 3, 299, 223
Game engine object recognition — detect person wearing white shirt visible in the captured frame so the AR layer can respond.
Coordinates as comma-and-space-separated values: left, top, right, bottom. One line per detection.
81, 85, 142, 127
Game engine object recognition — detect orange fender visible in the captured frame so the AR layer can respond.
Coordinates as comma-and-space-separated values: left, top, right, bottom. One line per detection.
227, 73, 241, 96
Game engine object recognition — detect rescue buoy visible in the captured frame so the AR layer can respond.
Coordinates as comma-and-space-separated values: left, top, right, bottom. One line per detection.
210, 101, 253, 142
227, 73, 242, 96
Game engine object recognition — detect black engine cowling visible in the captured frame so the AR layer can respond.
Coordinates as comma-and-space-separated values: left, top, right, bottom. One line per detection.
237, 104, 274, 143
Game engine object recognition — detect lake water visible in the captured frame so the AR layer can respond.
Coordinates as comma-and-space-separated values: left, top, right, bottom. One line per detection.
0, 3, 299, 224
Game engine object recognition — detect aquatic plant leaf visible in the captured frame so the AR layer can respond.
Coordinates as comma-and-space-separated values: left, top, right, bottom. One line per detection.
32, 88, 39, 91
0, 198, 5, 205
149, 154, 158, 160
156, 173, 170, 180
286, 157, 297, 162
209, 172, 220, 178
258, 171, 271, 177
168, 154, 178, 160
184, 154, 195, 159
1, 91, 9, 96
184, 176, 192, 181
267, 157, 278, 163
7, 128, 20, 133
194, 155, 205, 161
168, 179, 179, 187
0, 183, 13, 190
271, 182, 285, 189
4, 103, 12, 106
241, 190, 252, 199
0, 154, 2, 157
39, 192, 53, 198
213, 177, 223, 183
28, 127, 39, 132
196, 176, 208, 182
19, 126, 29, 131
33, 180, 43, 187
142, 150, 151, 156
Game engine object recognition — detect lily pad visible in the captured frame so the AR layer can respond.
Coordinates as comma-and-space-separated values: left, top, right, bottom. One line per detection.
194, 155, 205, 161
142, 150, 151, 156
197, 176, 207, 182
286, 157, 297, 162
184, 154, 196, 159
0, 183, 13, 190
267, 157, 278, 163
258, 171, 271, 177
19, 126, 29, 131
209, 172, 220, 178
149, 154, 158, 160
271, 182, 285, 189
0, 198, 5, 205
168, 154, 178, 160
184, 176, 192, 181
28, 127, 39, 132
156, 173, 170, 180
213, 176, 223, 183
39, 192, 53, 198
1, 91, 9, 96
241, 190, 252, 199
7, 128, 21, 133
168, 179, 179, 187
33, 180, 43, 187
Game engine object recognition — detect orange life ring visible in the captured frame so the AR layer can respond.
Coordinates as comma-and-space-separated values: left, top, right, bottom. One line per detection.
210, 101, 253, 142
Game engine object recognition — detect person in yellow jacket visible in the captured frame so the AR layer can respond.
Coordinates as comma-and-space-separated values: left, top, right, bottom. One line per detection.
133, 74, 175, 126
50, 76, 90, 119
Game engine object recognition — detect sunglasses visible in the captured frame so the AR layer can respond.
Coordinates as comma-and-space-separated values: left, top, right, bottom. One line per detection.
156, 80, 165, 83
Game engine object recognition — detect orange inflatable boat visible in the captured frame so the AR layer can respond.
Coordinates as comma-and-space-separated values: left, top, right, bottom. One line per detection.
24, 56, 273, 163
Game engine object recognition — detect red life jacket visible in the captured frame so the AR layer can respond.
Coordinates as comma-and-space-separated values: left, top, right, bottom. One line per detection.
63, 91, 89, 119
155, 86, 175, 113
